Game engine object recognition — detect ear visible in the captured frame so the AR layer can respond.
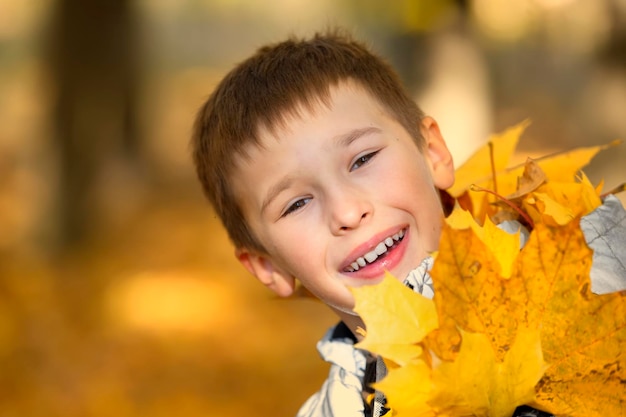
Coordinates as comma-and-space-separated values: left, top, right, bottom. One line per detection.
235, 248, 296, 298
420, 116, 455, 189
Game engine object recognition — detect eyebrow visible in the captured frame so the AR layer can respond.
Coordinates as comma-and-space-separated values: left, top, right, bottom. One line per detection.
335, 126, 382, 147
261, 176, 294, 215
260, 126, 382, 215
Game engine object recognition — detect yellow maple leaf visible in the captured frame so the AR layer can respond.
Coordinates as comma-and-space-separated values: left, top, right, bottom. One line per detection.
351, 273, 438, 365
527, 224, 626, 415
445, 208, 520, 279
428, 327, 546, 417
447, 120, 528, 199
447, 120, 617, 221
532, 141, 621, 183
354, 216, 626, 416
351, 125, 626, 417
494, 141, 617, 202
373, 360, 435, 417
522, 172, 602, 227
433, 217, 521, 361
447, 120, 529, 220
353, 275, 547, 417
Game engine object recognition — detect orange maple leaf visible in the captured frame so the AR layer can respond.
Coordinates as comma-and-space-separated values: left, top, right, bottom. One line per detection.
528, 224, 626, 415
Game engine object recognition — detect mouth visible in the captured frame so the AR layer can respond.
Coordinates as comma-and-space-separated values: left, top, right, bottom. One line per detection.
343, 228, 406, 273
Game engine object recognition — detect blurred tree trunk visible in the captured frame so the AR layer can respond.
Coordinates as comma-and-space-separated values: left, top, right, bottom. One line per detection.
49, 0, 139, 249
602, 0, 626, 68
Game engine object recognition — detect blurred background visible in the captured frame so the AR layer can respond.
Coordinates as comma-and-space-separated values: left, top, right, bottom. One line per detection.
1, 0, 625, 415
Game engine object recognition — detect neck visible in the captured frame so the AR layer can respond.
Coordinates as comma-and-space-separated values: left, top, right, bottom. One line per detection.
331, 307, 367, 342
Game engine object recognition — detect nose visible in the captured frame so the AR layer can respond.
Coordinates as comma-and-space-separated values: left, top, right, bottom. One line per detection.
328, 185, 373, 235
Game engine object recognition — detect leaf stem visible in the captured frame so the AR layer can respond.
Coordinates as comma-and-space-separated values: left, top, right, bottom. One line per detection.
470, 184, 535, 229
601, 182, 626, 199
489, 141, 498, 196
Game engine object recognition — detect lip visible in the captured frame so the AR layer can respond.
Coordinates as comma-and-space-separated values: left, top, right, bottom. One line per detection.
340, 226, 409, 280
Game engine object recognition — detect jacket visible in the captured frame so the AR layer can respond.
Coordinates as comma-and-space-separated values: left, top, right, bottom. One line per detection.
296, 195, 626, 417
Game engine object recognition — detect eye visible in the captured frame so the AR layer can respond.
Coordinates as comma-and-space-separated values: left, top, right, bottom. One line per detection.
351, 150, 379, 171
282, 197, 311, 217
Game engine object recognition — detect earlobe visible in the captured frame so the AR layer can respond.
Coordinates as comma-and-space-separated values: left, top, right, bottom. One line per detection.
421, 117, 455, 189
235, 248, 296, 298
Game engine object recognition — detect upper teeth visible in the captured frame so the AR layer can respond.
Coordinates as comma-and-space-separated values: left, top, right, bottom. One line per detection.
347, 229, 405, 272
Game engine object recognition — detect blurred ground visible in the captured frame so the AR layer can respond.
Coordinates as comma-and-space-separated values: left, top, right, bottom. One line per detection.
0, 190, 337, 417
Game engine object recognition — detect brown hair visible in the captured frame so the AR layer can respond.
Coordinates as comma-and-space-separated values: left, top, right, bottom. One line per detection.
191, 29, 425, 252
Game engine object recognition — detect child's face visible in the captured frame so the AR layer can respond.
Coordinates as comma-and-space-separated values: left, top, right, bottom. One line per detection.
232, 81, 454, 317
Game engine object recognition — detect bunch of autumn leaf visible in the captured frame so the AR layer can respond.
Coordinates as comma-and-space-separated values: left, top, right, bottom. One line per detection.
351, 121, 626, 417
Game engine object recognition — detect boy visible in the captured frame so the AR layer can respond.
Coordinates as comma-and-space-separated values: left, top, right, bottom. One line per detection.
191, 30, 626, 417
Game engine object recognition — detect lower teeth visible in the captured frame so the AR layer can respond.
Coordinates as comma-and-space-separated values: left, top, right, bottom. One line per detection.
346, 236, 403, 272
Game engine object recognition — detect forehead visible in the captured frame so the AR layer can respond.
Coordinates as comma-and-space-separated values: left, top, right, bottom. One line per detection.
234, 80, 386, 164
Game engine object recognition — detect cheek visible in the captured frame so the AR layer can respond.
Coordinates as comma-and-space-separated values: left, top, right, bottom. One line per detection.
423, 196, 446, 248
402, 174, 445, 236
267, 237, 320, 277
